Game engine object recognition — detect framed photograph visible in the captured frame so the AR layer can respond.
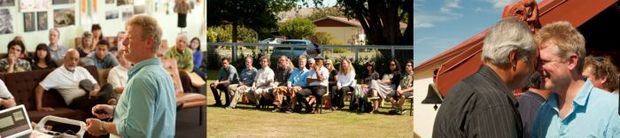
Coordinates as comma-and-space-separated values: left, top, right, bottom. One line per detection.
37, 11, 47, 31
0, 0, 15, 7
121, 7, 133, 21
20, 0, 51, 12
0, 9, 13, 34
53, 8, 75, 28
117, 0, 133, 6
52, 0, 75, 5
105, 10, 118, 20
105, 0, 114, 4
134, 5, 145, 15
23, 12, 36, 32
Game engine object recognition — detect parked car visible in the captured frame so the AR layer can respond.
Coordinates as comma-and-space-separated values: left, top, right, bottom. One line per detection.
272, 39, 321, 59
258, 38, 284, 51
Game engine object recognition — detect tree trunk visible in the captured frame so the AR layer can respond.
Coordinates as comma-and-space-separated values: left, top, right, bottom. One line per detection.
232, 20, 239, 43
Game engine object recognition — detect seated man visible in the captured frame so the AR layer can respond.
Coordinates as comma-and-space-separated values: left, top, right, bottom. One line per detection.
209, 57, 239, 107
226, 56, 257, 109
390, 60, 414, 115
0, 39, 31, 73
108, 50, 131, 95
35, 49, 114, 112
280, 57, 311, 113
84, 40, 119, 69
0, 79, 16, 110
271, 56, 292, 112
251, 56, 275, 108
297, 57, 329, 114
165, 33, 196, 92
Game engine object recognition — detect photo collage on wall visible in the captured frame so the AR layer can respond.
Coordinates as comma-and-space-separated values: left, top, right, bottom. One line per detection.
51, 0, 75, 28
20, 0, 50, 32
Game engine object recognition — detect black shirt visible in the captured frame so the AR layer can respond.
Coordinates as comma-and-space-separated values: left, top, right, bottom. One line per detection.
516, 91, 546, 138
433, 65, 523, 138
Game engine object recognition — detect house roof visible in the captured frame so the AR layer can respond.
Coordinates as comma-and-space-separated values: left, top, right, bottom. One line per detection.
414, 0, 618, 96
314, 16, 408, 29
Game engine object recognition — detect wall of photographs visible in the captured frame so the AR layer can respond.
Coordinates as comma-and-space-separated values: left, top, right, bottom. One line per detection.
0, 0, 206, 53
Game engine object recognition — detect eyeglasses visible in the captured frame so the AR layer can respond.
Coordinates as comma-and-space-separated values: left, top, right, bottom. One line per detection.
593, 56, 605, 63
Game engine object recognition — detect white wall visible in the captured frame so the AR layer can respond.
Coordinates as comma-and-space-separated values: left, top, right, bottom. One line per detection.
315, 26, 363, 45
0, 0, 206, 53
413, 64, 442, 138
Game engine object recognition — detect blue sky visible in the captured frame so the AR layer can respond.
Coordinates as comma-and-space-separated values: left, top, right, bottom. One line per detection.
414, 0, 520, 66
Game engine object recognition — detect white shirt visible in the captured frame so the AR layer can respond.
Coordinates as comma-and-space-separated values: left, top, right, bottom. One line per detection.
307, 66, 329, 87
254, 67, 274, 87
39, 65, 97, 105
0, 79, 14, 101
336, 72, 356, 88
108, 65, 129, 89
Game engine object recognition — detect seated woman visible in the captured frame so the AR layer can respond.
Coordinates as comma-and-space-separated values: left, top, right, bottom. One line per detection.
31, 43, 58, 70
390, 60, 413, 115
0, 39, 32, 73
190, 37, 206, 79
78, 31, 95, 57
332, 58, 356, 111
369, 59, 401, 114
325, 59, 337, 108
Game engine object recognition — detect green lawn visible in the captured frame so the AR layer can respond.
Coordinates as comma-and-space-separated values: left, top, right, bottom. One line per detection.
205, 70, 414, 137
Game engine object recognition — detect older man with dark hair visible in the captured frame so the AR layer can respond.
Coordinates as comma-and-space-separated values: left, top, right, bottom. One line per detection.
433, 18, 538, 137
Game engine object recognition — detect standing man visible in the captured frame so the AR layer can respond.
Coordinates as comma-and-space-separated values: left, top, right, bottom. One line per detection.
532, 21, 620, 137
433, 18, 538, 137
210, 57, 239, 107
85, 15, 176, 137
48, 28, 68, 65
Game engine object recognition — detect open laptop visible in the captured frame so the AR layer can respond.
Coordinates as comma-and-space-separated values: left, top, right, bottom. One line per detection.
0, 105, 32, 138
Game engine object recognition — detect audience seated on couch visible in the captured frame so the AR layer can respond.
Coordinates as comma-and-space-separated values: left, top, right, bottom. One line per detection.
0, 39, 32, 73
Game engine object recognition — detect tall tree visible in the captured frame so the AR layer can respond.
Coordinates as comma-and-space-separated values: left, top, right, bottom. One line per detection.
279, 18, 316, 39
207, 0, 297, 42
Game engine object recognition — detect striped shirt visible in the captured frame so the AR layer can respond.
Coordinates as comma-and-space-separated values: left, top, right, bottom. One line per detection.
433, 65, 523, 138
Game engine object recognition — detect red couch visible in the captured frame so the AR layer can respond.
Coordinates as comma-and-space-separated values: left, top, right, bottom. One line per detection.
0, 66, 99, 122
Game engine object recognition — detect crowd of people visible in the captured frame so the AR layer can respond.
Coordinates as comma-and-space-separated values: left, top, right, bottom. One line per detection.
433, 18, 620, 137
209, 54, 414, 115
0, 15, 204, 137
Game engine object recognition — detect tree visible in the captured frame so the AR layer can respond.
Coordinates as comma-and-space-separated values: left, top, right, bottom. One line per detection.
207, 0, 297, 42
305, 7, 346, 21
278, 18, 316, 39
208, 25, 258, 43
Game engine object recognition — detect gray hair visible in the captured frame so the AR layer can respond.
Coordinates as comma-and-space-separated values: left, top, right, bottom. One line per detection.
482, 18, 536, 66
177, 32, 188, 44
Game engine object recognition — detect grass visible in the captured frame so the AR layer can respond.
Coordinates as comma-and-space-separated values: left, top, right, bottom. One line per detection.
205, 70, 414, 137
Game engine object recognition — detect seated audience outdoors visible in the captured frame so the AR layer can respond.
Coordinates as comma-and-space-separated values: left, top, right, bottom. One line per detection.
369, 58, 401, 114
282, 57, 311, 113
108, 50, 132, 95
332, 58, 356, 111
48, 28, 69, 65
582, 56, 619, 93
226, 56, 257, 109
390, 59, 413, 115
434, 18, 537, 137
271, 56, 292, 112
35, 49, 114, 112
209, 57, 239, 107
517, 72, 550, 138
85, 40, 119, 69
0, 39, 31, 73
251, 56, 275, 108
189, 37, 205, 79
78, 31, 95, 57
0, 79, 16, 109
86, 15, 176, 137
297, 57, 329, 114
358, 61, 380, 99
533, 21, 620, 137
31, 43, 58, 70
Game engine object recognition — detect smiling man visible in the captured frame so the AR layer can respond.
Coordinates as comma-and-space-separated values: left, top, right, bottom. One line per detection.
532, 21, 620, 137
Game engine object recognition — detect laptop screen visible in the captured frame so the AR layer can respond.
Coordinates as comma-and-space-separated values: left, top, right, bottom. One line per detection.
0, 105, 32, 138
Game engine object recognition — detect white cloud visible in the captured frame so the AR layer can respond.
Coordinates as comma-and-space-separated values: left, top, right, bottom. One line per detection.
484, 0, 518, 9
440, 0, 462, 14
414, 14, 451, 28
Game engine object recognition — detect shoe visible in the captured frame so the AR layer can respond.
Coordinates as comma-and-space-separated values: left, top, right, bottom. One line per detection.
271, 108, 280, 112
225, 107, 233, 110
211, 103, 222, 107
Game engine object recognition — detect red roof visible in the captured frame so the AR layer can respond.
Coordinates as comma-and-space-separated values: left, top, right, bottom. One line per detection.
415, 0, 618, 97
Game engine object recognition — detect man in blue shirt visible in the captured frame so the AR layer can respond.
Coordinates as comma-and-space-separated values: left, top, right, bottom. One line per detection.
226, 56, 257, 109
281, 56, 311, 113
85, 15, 176, 137
532, 21, 620, 137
